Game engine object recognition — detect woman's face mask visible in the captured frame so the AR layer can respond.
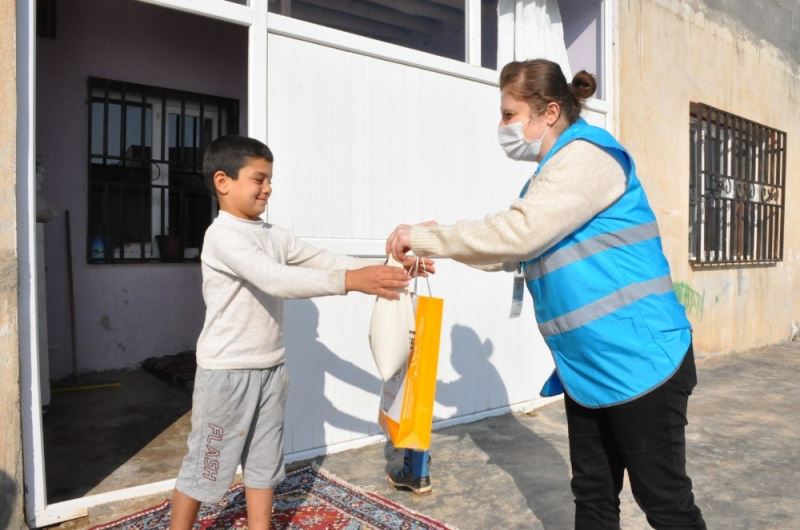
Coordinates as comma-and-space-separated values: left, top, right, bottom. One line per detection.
497, 107, 550, 162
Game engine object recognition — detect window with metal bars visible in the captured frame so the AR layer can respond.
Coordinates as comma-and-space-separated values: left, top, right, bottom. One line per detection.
87, 77, 239, 263
689, 103, 786, 266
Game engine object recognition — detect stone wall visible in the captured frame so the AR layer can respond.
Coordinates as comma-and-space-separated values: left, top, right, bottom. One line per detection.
617, 0, 800, 354
0, 0, 26, 527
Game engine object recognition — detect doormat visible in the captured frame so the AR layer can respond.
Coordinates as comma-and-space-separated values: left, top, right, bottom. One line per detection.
89, 464, 456, 529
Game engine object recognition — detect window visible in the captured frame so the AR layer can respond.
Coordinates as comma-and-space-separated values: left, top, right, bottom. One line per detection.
559, 0, 604, 99
269, 0, 467, 62
481, 0, 498, 70
266, 1, 605, 97
87, 77, 239, 263
689, 103, 786, 266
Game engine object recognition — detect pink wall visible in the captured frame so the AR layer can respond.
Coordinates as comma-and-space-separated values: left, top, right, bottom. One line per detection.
37, 0, 247, 378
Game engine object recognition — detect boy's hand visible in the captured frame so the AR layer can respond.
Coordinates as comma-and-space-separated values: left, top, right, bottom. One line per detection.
400, 256, 436, 277
345, 265, 410, 300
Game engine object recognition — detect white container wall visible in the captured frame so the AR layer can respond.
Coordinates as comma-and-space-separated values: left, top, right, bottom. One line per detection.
267, 32, 608, 457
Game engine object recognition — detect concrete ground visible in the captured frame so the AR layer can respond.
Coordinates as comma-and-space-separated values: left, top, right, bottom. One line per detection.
50, 342, 800, 529
44, 370, 192, 503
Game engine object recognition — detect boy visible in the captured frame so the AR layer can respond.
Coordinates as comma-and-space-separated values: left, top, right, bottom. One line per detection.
170, 135, 428, 530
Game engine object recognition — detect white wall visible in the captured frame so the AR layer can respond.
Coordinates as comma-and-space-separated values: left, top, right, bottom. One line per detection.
267, 32, 608, 453
37, 0, 247, 379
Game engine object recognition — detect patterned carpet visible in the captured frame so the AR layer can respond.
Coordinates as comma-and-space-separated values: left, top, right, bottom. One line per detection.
89, 464, 455, 529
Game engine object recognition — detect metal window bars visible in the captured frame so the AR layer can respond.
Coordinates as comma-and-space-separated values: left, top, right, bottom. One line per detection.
689, 102, 786, 266
86, 77, 239, 263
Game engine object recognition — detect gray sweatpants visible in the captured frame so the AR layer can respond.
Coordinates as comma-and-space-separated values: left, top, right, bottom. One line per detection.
175, 363, 288, 503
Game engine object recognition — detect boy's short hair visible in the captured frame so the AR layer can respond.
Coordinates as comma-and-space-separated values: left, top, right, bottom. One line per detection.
202, 135, 274, 193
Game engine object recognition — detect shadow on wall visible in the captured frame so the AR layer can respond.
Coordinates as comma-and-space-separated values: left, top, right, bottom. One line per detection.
283, 299, 383, 456
1, 468, 18, 529
284, 304, 574, 527
433, 324, 574, 529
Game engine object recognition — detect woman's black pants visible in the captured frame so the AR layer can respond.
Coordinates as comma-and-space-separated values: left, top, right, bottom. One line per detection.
564, 346, 707, 530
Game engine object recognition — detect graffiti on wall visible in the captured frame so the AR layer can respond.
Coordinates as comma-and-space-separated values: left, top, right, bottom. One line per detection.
674, 282, 705, 320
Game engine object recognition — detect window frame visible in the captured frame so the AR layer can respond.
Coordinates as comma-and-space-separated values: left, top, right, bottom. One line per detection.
265, 1, 611, 107
689, 102, 786, 267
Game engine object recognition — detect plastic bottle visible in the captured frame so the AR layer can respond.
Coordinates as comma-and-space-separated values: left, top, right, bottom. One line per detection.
91, 234, 105, 260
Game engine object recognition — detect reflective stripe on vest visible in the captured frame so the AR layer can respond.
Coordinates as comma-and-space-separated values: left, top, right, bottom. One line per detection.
537, 275, 674, 337
525, 222, 660, 282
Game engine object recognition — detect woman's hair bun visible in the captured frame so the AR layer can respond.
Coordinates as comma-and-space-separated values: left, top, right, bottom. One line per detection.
570, 70, 597, 101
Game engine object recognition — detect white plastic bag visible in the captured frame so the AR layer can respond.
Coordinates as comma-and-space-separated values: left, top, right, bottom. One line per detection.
368, 256, 415, 381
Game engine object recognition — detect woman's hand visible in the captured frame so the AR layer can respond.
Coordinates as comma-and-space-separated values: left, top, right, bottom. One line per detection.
386, 221, 438, 261
386, 224, 411, 260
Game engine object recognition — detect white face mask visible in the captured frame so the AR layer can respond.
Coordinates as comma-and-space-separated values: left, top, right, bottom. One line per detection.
498, 111, 550, 162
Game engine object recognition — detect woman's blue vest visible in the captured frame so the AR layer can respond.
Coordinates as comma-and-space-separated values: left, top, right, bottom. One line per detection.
525, 118, 692, 408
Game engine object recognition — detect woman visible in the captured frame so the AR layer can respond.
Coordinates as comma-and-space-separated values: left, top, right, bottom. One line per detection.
386, 59, 706, 530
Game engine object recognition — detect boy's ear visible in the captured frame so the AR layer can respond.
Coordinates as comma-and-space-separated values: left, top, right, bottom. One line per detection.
213, 170, 230, 195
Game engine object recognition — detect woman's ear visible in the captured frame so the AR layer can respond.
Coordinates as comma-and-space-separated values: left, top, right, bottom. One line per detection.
545, 101, 563, 126
213, 170, 229, 195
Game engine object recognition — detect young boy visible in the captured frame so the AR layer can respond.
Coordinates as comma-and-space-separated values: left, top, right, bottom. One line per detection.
170, 135, 427, 530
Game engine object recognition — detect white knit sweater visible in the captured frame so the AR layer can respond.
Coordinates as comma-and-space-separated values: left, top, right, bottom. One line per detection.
410, 140, 627, 269
195, 211, 372, 369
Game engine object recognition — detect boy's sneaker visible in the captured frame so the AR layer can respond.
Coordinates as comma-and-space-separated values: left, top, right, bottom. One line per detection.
387, 453, 432, 495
